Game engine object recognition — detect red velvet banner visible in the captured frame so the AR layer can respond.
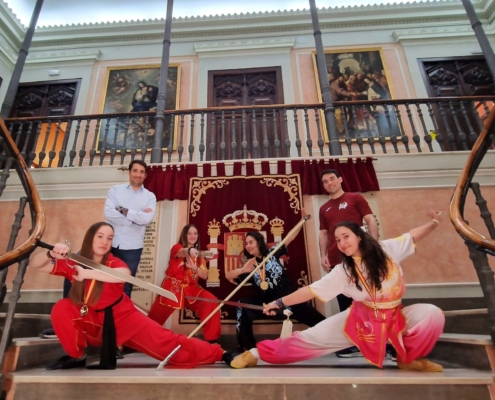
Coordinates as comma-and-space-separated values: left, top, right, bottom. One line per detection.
183, 174, 311, 324
144, 158, 379, 202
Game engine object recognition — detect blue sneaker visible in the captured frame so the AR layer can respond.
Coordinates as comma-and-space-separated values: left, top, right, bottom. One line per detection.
386, 344, 397, 362
336, 346, 363, 358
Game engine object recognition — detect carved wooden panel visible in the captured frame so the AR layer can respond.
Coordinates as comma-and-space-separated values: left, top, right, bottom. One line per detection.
207, 68, 285, 160
419, 57, 495, 150
10, 79, 81, 118
421, 58, 494, 97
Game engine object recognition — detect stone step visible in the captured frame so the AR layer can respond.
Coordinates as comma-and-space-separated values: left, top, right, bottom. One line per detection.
3, 337, 63, 373
431, 333, 494, 371
5, 353, 493, 400
0, 313, 52, 339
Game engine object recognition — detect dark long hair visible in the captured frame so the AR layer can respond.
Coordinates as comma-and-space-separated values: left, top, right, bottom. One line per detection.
243, 231, 269, 259
335, 221, 389, 292
178, 224, 203, 266
178, 224, 200, 249
68, 222, 113, 306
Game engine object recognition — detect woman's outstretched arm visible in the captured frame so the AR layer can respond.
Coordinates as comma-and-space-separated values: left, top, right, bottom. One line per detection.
409, 206, 443, 244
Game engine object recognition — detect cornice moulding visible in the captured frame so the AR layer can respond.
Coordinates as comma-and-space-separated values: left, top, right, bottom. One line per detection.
194, 38, 296, 54
6, 2, 478, 50
393, 24, 494, 41
26, 49, 102, 64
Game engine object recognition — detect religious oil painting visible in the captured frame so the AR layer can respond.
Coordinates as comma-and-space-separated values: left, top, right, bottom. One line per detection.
313, 48, 399, 141
98, 65, 180, 151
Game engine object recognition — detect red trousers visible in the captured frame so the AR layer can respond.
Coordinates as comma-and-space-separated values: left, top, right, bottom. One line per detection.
148, 289, 221, 341
51, 298, 223, 366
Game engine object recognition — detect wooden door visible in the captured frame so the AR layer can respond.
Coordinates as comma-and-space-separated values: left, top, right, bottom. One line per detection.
207, 67, 286, 160
419, 57, 494, 150
8, 79, 81, 166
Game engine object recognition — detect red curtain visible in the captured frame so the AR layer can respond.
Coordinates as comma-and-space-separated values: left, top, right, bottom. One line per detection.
144, 164, 198, 201
144, 158, 379, 201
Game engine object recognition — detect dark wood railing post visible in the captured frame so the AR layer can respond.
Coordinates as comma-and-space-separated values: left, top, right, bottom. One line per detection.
151, 0, 174, 164
0, 0, 44, 119
308, 0, 342, 156
461, 0, 495, 81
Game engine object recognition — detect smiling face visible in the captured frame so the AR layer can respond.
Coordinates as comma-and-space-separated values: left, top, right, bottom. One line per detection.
128, 162, 146, 188
92, 225, 114, 260
335, 226, 362, 258
321, 172, 343, 197
245, 235, 261, 257
186, 226, 199, 247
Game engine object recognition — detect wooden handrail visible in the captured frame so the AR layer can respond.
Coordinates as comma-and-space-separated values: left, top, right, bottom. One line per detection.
450, 107, 495, 253
0, 118, 45, 267
4, 96, 495, 122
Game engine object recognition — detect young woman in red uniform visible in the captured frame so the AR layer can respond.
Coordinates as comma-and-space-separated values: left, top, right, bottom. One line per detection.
147, 224, 221, 343
29, 222, 224, 370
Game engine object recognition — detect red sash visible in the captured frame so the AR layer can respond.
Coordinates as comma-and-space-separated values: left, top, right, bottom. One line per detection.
343, 301, 406, 368
343, 261, 406, 368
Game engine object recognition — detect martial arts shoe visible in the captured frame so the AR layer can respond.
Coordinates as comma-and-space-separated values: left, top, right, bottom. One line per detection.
39, 328, 58, 339
397, 358, 443, 372
386, 344, 397, 362
45, 354, 87, 370
116, 346, 125, 359
230, 351, 258, 369
336, 346, 363, 358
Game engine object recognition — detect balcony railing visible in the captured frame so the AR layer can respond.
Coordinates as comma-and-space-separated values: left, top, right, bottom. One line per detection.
4, 96, 494, 167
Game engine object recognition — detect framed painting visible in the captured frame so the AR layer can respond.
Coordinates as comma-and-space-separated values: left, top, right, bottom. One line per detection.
98, 64, 180, 151
312, 48, 399, 141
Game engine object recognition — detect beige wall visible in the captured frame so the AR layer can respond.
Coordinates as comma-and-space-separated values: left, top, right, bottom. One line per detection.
2, 186, 493, 294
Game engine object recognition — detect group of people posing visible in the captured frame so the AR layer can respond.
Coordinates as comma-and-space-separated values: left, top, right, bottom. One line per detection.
29, 160, 445, 372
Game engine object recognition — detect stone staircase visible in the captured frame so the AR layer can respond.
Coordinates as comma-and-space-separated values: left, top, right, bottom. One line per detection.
1, 303, 495, 400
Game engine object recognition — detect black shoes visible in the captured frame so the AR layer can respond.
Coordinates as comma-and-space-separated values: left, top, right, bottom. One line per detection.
45, 355, 87, 370
222, 347, 244, 367
335, 346, 363, 358
116, 347, 124, 360
39, 328, 58, 339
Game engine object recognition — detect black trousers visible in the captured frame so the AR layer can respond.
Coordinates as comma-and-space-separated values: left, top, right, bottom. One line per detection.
337, 293, 353, 312
236, 296, 326, 350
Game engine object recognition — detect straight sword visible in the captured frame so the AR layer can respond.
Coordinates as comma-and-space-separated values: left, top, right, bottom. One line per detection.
185, 295, 267, 311
37, 241, 178, 303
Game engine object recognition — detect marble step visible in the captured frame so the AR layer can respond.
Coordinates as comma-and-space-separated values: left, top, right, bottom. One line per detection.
5, 353, 493, 400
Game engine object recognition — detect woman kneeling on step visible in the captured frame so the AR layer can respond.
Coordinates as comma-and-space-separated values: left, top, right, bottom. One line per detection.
226, 208, 445, 372
29, 222, 224, 370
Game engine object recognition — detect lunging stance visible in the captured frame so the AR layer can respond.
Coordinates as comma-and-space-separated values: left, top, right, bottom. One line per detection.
29, 222, 224, 370
226, 208, 445, 372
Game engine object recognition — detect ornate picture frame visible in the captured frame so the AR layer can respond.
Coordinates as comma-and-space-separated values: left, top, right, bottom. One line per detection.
98, 64, 180, 151
312, 48, 399, 141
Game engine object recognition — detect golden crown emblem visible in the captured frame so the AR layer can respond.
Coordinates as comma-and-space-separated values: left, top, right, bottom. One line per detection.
270, 216, 285, 236
207, 219, 221, 238
222, 205, 268, 232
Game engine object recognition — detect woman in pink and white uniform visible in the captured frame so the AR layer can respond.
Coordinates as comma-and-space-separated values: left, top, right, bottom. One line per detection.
228, 208, 445, 372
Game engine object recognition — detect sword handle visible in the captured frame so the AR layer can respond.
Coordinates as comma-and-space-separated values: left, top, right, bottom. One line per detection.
37, 241, 54, 251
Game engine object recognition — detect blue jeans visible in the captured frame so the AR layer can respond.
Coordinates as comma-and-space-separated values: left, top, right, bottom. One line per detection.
111, 247, 143, 297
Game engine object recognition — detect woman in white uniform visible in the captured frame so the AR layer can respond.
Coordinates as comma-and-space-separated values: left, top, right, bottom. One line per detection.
227, 208, 445, 372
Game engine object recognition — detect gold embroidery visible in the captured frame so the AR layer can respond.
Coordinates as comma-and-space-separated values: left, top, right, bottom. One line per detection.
190, 179, 229, 217
260, 177, 300, 213
356, 322, 376, 343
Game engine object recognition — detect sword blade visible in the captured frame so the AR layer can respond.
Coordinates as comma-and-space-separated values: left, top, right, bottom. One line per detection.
67, 252, 178, 303
185, 295, 265, 311
198, 251, 213, 258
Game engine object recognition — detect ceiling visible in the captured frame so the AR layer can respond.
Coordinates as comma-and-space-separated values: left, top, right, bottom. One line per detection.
5, 0, 412, 27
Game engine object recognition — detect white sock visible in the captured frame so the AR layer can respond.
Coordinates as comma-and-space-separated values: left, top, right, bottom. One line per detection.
249, 348, 260, 359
